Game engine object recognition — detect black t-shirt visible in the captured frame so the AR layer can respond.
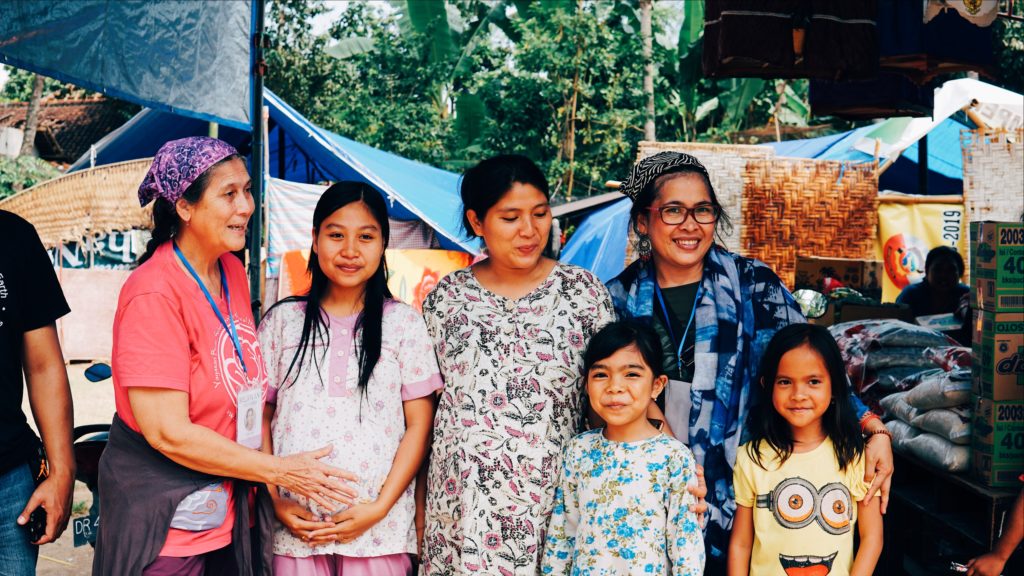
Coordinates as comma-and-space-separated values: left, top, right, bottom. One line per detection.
0, 210, 70, 473
653, 282, 700, 383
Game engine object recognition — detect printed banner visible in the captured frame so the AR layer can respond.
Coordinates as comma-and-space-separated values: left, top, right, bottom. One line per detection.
278, 249, 472, 312
876, 198, 967, 302
47, 230, 148, 270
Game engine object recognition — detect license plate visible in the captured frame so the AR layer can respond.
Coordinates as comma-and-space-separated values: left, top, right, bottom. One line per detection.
72, 516, 98, 547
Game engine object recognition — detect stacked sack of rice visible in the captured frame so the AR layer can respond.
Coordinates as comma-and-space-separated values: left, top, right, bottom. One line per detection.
879, 368, 972, 472
830, 319, 973, 473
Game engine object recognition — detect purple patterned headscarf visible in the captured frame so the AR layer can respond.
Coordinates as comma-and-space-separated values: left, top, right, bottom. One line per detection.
137, 137, 240, 206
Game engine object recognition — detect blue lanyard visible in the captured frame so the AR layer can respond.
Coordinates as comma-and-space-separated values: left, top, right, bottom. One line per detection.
654, 282, 703, 380
173, 242, 248, 374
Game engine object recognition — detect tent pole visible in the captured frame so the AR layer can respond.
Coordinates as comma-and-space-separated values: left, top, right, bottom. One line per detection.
918, 131, 928, 195
278, 122, 286, 178
248, 0, 266, 321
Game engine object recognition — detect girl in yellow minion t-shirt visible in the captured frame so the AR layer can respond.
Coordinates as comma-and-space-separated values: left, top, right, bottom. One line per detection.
728, 325, 884, 576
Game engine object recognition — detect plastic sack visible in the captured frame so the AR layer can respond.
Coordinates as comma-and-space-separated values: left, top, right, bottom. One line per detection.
902, 432, 971, 473
874, 367, 931, 391
925, 346, 972, 371
910, 406, 972, 445
879, 392, 922, 424
886, 419, 920, 450
903, 369, 972, 410
830, 319, 958, 349
864, 347, 938, 371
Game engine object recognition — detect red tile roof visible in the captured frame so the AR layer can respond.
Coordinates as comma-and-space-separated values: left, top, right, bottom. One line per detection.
0, 98, 127, 163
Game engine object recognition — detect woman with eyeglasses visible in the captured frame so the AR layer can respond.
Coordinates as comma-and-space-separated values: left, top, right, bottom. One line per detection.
606, 152, 894, 575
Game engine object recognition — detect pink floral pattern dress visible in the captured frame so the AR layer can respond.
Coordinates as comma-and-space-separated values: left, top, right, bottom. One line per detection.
421, 264, 614, 575
258, 299, 442, 559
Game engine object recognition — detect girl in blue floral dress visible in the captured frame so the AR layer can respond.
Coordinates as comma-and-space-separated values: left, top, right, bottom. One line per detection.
542, 321, 704, 576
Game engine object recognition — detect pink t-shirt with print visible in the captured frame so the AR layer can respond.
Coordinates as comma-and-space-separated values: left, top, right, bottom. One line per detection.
112, 242, 267, 557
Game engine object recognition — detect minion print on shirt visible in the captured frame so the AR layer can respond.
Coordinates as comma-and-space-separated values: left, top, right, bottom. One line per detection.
733, 438, 870, 576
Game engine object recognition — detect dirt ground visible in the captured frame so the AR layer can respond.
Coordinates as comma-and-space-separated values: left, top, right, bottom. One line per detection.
21, 362, 114, 576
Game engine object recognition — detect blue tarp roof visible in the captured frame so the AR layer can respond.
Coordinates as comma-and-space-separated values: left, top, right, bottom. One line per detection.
559, 197, 631, 282
1, 1, 254, 129
69, 89, 480, 254
767, 118, 967, 195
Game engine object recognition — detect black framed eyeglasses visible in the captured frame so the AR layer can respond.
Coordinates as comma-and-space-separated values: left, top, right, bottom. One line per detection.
648, 203, 721, 225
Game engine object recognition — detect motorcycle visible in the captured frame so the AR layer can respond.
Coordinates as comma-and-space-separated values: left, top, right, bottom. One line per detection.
71, 362, 111, 548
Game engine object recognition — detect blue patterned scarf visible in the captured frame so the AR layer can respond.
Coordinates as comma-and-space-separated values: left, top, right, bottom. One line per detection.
606, 245, 806, 560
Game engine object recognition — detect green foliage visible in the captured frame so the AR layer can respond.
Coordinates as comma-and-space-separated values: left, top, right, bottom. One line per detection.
0, 155, 61, 199
993, 17, 1024, 95
266, 0, 807, 197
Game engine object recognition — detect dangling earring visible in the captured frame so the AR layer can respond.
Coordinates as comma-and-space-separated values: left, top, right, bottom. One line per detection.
637, 234, 652, 262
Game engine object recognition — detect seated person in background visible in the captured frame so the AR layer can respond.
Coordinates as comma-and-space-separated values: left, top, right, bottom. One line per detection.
896, 246, 970, 345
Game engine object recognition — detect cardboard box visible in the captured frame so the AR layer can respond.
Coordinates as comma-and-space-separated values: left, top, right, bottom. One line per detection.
972, 310, 1024, 401
794, 256, 883, 299
809, 302, 915, 327
971, 396, 1024, 487
970, 222, 1024, 312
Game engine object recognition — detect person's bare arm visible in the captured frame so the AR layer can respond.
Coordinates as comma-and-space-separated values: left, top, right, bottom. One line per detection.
128, 387, 357, 511
17, 323, 74, 545
727, 504, 754, 576
967, 486, 1024, 576
862, 421, 894, 514
851, 496, 884, 576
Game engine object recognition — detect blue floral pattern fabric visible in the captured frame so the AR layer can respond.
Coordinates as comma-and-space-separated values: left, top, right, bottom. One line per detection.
606, 246, 869, 561
541, 430, 704, 576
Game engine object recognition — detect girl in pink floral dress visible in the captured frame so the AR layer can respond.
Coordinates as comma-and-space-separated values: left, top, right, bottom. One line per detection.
259, 182, 442, 576
421, 156, 615, 575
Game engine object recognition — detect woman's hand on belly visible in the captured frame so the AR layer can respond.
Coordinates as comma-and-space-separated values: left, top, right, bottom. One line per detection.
273, 445, 361, 512
271, 494, 334, 543
307, 501, 387, 545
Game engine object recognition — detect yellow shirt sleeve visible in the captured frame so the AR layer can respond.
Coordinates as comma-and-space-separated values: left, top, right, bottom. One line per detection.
733, 443, 756, 507
847, 452, 870, 502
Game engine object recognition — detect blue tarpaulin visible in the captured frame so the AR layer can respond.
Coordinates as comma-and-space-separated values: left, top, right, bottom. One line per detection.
69, 90, 480, 254
560, 197, 631, 282
0, 0, 254, 129
767, 118, 966, 195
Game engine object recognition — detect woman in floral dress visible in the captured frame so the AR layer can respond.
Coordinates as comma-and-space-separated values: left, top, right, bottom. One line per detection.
420, 155, 615, 575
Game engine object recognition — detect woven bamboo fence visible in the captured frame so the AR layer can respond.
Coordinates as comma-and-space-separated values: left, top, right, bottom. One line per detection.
636, 141, 775, 256
742, 159, 879, 288
0, 158, 153, 248
961, 128, 1024, 223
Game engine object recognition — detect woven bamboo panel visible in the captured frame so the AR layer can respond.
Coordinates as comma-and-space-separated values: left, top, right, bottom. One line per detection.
742, 159, 879, 288
636, 141, 774, 255
0, 159, 153, 248
962, 128, 1024, 223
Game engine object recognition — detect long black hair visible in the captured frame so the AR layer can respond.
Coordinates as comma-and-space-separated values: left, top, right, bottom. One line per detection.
268, 181, 391, 395
746, 324, 864, 471
137, 154, 244, 265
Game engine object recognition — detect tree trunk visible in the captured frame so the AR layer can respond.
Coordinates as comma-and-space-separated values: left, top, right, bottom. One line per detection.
640, 0, 655, 142
564, 28, 583, 201
19, 74, 45, 157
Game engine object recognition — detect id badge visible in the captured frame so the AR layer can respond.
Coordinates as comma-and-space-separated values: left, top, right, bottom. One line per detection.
236, 387, 262, 449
